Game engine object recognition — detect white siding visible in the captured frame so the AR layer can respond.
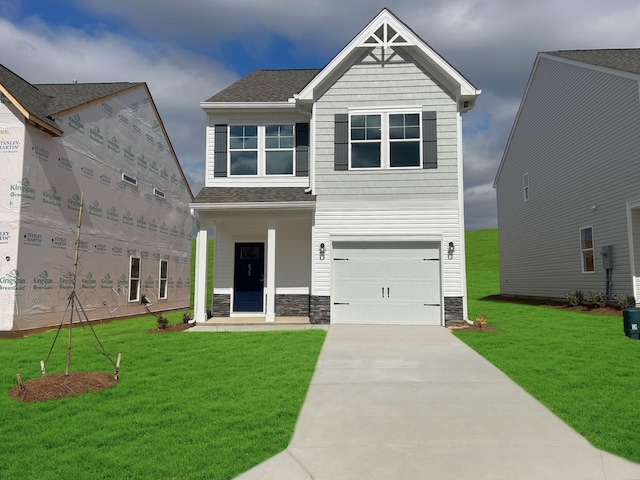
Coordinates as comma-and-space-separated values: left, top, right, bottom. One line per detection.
497, 55, 640, 299
312, 200, 462, 297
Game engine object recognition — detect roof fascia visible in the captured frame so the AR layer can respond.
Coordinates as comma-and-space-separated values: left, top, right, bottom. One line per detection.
540, 52, 640, 82
138, 83, 195, 200
493, 53, 542, 188
0, 85, 63, 137
190, 201, 315, 211
200, 101, 297, 112
296, 9, 480, 102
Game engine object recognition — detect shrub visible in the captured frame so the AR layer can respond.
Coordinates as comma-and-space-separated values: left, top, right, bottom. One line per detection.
618, 294, 636, 310
157, 314, 168, 329
182, 311, 193, 324
588, 290, 607, 309
565, 289, 584, 307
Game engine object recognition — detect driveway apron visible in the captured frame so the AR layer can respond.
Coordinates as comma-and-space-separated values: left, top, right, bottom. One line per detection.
235, 325, 640, 480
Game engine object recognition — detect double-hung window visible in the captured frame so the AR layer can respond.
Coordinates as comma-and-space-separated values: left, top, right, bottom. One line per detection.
129, 256, 141, 302
229, 124, 295, 176
229, 126, 258, 175
350, 110, 421, 169
580, 226, 595, 273
158, 259, 168, 300
265, 125, 294, 174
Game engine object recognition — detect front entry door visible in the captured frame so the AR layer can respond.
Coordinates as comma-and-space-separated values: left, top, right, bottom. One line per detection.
233, 243, 265, 312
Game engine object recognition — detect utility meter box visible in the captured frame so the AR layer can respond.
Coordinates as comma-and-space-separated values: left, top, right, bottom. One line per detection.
601, 245, 613, 269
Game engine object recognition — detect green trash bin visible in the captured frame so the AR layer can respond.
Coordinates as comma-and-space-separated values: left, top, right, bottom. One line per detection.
622, 308, 640, 339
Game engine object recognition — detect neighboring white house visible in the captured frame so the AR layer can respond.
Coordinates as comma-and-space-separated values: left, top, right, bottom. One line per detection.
0, 64, 193, 331
495, 49, 640, 302
190, 9, 481, 325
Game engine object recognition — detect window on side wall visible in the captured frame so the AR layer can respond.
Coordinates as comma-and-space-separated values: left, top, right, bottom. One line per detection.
523, 172, 529, 201
129, 256, 141, 302
159, 259, 168, 300
580, 226, 595, 273
350, 110, 421, 169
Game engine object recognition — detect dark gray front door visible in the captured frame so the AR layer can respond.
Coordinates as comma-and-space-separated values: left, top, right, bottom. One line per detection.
233, 243, 264, 312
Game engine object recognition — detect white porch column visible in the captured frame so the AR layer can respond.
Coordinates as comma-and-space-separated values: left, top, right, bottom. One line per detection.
266, 219, 276, 323
193, 227, 208, 323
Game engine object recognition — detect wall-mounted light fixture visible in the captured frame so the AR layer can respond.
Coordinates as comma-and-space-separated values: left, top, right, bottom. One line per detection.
448, 241, 455, 259
319, 243, 325, 259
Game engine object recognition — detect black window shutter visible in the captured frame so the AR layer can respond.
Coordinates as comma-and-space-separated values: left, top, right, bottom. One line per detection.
422, 112, 437, 169
295, 123, 309, 177
214, 124, 228, 177
334, 113, 349, 171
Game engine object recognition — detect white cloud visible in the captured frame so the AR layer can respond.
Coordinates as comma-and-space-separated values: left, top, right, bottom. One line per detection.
0, 17, 236, 197
7, 0, 640, 229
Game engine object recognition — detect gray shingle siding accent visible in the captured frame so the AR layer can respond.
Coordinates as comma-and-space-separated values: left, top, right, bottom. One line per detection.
214, 124, 228, 177
334, 113, 349, 171
422, 111, 437, 169
295, 122, 309, 177
192, 187, 316, 204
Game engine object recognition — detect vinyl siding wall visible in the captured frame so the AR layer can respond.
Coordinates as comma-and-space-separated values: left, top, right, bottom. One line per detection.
310, 48, 464, 298
497, 55, 640, 299
313, 49, 460, 200
312, 200, 462, 297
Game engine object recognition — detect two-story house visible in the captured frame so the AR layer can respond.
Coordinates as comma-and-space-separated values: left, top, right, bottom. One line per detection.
190, 9, 480, 326
0, 64, 193, 332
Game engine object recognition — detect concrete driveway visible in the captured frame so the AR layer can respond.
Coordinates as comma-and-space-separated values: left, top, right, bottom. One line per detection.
234, 325, 640, 480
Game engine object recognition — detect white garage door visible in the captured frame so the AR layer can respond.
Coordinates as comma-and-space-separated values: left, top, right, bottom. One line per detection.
331, 241, 441, 325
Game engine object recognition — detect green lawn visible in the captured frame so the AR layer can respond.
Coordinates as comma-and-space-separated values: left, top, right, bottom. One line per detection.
457, 229, 640, 463
0, 312, 325, 479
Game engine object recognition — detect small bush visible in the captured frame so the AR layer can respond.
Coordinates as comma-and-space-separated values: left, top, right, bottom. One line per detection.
565, 289, 584, 307
618, 294, 636, 310
182, 311, 193, 324
588, 290, 607, 309
157, 314, 169, 330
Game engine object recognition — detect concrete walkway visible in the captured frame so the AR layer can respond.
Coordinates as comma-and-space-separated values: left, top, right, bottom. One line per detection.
234, 325, 640, 480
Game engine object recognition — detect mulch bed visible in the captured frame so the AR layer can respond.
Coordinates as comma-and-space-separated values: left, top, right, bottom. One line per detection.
8, 372, 118, 403
147, 322, 194, 334
481, 294, 622, 316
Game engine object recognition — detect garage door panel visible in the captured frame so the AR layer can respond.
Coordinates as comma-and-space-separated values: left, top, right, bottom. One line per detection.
332, 241, 442, 325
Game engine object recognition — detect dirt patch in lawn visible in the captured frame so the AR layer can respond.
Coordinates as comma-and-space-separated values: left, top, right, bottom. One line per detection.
8, 372, 118, 402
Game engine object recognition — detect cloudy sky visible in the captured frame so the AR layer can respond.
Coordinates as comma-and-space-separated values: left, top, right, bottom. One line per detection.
2, 0, 639, 230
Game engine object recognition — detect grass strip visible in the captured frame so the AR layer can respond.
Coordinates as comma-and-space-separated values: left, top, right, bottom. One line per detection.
1, 312, 325, 479
457, 229, 640, 463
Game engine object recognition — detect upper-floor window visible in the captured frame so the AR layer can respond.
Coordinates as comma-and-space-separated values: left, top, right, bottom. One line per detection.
580, 226, 595, 273
350, 110, 421, 169
229, 124, 295, 176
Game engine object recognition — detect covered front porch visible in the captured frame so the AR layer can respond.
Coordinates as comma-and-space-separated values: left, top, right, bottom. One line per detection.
190, 187, 315, 324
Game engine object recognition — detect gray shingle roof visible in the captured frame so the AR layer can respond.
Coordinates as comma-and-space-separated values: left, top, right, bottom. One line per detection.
192, 187, 316, 204
546, 49, 640, 75
0, 63, 140, 132
205, 69, 321, 103
35, 82, 139, 114
0, 64, 58, 130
